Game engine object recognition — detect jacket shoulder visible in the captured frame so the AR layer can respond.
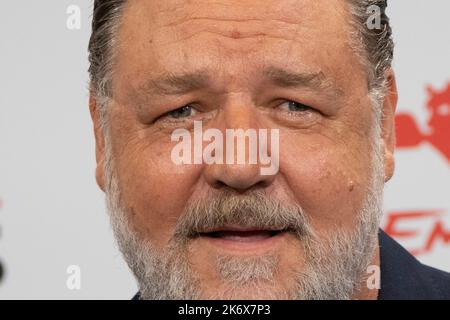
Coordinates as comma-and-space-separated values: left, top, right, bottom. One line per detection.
379, 230, 450, 300
417, 263, 450, 299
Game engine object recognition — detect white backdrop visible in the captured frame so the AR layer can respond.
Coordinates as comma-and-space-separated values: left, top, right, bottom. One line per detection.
0, 1, 449, 299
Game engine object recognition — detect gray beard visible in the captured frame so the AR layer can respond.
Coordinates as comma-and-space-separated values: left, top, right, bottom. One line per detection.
103, 134, 384, 300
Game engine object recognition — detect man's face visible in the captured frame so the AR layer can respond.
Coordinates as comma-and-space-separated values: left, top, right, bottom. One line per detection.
91, 0, 397, 299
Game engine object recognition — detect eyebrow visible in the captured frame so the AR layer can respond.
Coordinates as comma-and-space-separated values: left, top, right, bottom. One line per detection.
137, 70, 210, 96
263, 66, 337, 94
134, 66, 339, 99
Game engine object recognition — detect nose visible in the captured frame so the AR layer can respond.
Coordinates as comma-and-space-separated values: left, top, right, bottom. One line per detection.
202, 98, 277, 193
204, 162, 275, 192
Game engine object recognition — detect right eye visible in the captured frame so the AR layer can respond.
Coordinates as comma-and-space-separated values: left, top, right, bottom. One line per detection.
166, 105, 197, 119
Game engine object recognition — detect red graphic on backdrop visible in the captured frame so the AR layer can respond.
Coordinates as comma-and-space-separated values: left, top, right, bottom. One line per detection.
384, 210, 450, 256
395, 82, 450, 162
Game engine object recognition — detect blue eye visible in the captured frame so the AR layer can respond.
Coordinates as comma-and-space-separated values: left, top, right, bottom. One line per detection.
168, 105, 195, 119
282, 101, 311, 112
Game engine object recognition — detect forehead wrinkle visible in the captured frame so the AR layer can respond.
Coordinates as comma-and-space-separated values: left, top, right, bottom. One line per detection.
154, 17, 302, 46
149, 0, 307, 29
162, 16, 303, 29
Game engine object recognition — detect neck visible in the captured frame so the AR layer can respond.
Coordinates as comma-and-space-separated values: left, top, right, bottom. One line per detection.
353, 245, 380, 300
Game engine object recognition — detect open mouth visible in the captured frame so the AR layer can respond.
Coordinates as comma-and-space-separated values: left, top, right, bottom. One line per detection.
199, 228, 287, 243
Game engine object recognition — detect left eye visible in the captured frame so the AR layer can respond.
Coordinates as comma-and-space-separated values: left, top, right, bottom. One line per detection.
280, 100, 312, 113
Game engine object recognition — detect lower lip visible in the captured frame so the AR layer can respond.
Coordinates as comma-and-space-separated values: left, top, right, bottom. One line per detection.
198, 231, 289, 254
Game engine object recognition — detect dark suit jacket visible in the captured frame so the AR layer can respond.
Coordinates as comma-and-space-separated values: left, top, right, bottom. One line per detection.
132, 230, 450, 300
378, 229, 450, 299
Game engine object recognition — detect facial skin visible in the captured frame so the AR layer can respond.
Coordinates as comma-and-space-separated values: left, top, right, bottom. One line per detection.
90, 0, 398, 299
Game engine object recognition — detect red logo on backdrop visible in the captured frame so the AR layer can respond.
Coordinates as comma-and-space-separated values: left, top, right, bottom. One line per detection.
384, 210, 450, 256
395, 82, 450, 162
386, 82, 450, 256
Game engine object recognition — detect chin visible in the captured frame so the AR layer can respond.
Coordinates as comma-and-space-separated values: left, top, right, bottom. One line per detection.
199, 282, 293, 300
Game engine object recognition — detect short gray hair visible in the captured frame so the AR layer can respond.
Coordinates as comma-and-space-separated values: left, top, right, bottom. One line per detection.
88, 0, 394, 119
347, 0, 394, 116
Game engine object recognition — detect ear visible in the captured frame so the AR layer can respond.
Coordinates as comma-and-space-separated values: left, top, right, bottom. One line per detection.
381, 70, 398, 182
89, 94, 106, 192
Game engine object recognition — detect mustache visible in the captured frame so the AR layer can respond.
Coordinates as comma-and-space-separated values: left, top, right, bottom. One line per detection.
172, 190, 314, 241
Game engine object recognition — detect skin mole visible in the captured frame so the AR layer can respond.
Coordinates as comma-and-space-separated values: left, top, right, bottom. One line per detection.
231, 30, 241, 39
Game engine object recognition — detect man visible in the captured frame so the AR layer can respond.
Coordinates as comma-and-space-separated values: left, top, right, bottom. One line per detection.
88, 0, 450, 299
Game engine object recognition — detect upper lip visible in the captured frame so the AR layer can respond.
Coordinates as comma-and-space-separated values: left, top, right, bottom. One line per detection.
200, 225, 285, 233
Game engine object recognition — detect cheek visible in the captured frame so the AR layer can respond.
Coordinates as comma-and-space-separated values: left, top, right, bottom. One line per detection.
279, 132, 374, 232
111, 126, 202, 247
